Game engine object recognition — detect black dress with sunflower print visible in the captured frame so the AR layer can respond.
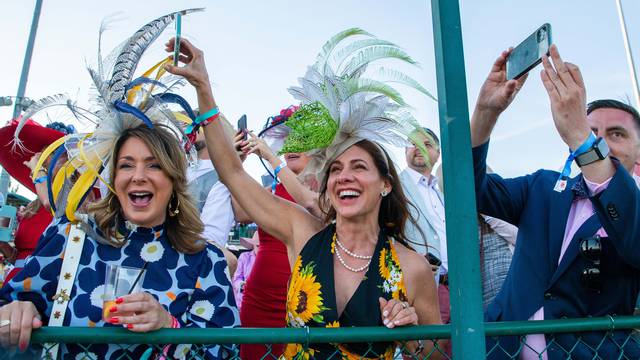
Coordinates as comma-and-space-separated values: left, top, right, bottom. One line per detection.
283, 224, 407, 360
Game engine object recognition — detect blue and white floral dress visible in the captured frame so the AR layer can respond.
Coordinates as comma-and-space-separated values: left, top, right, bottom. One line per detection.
0, 216, 239, 359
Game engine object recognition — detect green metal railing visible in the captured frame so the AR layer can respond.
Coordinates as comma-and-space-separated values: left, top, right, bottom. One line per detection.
1, 316, 638, 359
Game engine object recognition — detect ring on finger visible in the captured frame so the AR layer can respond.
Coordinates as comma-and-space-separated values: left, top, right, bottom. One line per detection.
0, 319, 9, 328
401, 302, 408, 309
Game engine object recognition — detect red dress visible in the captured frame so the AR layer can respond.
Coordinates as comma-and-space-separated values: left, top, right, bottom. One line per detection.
240, 184, 293, 359
4, 206, 52, 284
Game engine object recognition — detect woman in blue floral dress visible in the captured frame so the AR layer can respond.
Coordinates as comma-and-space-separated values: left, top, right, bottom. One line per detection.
0, 10, 238, 359
0, 124, 239, 359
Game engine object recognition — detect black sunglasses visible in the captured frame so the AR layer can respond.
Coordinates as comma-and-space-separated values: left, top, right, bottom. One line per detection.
579, 235, 602, 292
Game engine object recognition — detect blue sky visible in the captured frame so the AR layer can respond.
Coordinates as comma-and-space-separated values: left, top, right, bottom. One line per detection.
1, 0, 638, 198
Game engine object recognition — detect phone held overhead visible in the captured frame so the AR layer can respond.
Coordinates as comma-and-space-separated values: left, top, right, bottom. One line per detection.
237, 114, 248, 140
506, 23, 552, 80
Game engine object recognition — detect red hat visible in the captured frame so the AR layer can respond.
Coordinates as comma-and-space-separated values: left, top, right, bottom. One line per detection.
0, 119, 65, 194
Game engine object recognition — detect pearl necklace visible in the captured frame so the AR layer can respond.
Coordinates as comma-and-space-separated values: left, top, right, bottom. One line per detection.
335, 246, 371, 272
333, 233, 372, 273
335, 236, 373, 260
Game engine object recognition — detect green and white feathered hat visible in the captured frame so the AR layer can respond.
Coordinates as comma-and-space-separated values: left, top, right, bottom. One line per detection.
281, 28, 437, 182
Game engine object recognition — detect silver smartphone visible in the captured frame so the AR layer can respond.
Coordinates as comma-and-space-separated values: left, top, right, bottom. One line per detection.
506, 23, 552, 80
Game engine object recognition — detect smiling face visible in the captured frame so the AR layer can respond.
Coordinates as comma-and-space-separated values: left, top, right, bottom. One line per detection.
114, 136, 173, 228
588, 108, 640, 173
325, 144, 391, 221
284, 152, 310, 175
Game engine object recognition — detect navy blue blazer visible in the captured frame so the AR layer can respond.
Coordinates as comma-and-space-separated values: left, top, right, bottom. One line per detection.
473, 141, 640, 359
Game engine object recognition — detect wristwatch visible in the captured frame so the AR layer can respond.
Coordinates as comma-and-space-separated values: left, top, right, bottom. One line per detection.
575, 137, 609, 167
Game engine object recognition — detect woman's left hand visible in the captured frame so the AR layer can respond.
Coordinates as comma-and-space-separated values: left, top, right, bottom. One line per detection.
108, 292, 173, 332
379, 297, 418, 328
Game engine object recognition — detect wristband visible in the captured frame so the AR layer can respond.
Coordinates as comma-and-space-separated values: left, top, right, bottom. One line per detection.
33, 176, 47, 184
271, 162, 287, 193
185, 107, 220, 134
553, 132, 596, 192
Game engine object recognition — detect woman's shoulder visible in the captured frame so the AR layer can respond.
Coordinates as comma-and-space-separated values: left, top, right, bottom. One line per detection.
393, 240, 430, 279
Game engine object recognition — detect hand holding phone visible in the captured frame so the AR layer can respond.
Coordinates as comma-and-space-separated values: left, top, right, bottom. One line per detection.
506, 23, 552, 80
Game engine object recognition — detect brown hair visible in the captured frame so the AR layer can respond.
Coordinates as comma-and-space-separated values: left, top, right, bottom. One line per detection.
89, 124, 205, 254
318, 139, 418, 247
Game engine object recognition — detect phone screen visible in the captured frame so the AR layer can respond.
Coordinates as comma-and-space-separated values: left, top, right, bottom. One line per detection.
506, 23, 552, 80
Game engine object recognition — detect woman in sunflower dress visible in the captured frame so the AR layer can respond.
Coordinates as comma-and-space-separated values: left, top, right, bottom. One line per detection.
0, 125, 239, 359
167, 31, 444, 359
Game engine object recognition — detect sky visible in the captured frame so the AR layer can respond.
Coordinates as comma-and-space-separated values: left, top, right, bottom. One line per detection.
1, 0, 638, 200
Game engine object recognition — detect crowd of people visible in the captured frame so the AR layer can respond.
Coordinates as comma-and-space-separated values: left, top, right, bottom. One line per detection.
0, 8, 639, 360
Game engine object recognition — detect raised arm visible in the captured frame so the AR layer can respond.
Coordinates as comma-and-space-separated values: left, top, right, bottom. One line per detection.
163, 38, 321, 256
244, 132, 322, 218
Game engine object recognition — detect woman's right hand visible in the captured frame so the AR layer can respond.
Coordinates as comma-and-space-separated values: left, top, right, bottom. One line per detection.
0, 301, 42, 351
164, 37, 210, 90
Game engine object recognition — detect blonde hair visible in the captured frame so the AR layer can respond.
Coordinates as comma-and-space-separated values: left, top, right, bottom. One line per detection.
89, 124, 205, 254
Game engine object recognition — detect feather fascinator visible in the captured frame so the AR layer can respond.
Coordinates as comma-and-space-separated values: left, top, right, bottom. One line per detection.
281, 28, 436, 183
12, 9, 203, 222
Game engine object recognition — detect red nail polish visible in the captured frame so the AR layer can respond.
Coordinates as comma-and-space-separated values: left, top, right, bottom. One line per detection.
127, 324, 134, 330
115, 298, 123, 304
110, 317, 119, 324
110, 306, 117, 313
19, 341, 27, 352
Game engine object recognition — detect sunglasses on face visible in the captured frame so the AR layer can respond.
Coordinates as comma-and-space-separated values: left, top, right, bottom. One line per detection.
579, 235, 603, 292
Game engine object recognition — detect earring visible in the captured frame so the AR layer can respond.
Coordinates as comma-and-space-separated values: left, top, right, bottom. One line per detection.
381, 190, 389, 197
168, 194, 180, 217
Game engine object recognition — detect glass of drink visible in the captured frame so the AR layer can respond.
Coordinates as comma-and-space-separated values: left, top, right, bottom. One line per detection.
102, 264, 146, 322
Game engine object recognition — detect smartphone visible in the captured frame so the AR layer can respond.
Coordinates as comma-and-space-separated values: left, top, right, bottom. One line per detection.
173, 13, 182, 66
237, 115, 248, 140
506, 23, 552, 80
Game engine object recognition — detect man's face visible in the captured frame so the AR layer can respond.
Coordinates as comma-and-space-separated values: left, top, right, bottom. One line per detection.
194, 130, 206, 152
405, 133, 440, 173
587, 108, 640, 173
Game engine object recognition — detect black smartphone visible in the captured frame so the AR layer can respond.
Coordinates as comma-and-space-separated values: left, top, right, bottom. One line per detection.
237, 115, 248, 140
506, 23, 552, 80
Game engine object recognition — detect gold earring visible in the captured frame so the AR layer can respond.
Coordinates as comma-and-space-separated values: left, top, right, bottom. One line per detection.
168, 194, 180, 217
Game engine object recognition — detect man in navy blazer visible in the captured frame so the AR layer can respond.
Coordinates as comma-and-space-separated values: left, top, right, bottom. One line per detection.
470, 44, 640, 359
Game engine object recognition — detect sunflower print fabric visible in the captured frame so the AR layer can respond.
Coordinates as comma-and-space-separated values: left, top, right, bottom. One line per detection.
282, 224, 406, 360
0, 216, 239, 359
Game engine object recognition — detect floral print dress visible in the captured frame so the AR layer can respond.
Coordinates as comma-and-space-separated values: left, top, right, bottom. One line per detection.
283, 224, 407, 360
0, 216, 239, 359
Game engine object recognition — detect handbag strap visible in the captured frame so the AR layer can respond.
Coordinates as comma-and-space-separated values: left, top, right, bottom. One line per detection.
42, 223, 86, 360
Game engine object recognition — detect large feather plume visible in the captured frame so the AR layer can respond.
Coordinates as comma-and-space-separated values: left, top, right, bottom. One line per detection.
107, 8, 203, 103
13, 9, 201, 223
282, 28, 436, 181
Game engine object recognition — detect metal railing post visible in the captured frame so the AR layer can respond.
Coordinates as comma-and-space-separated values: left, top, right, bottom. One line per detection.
430, 0, 486, 357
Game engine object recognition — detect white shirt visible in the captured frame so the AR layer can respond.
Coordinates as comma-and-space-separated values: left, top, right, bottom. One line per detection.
187, 159, 235, 247
405, 167, 448, 271
186, 158, 214, 183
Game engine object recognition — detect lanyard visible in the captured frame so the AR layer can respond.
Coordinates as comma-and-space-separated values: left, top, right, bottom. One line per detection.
554, 132, 596, 192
